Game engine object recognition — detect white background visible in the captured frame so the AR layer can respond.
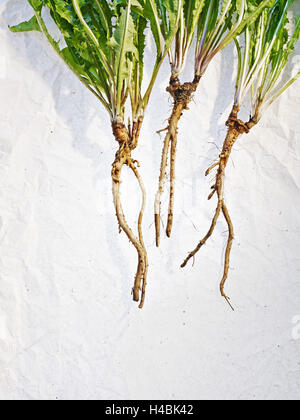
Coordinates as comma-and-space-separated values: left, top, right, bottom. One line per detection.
1, 0, 300, 400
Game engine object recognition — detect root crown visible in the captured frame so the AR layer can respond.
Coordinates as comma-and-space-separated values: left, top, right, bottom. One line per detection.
112, 122, 130, 144
167, 76, 199, 108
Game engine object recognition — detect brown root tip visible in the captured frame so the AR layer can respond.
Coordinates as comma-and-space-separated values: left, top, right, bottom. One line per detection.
208, 190, 216, 201
166, 216, 173, 238
132, 288, 140, 302
155, 234, 160, 248
155, 214, 161, 247
180, 261, 187, 269
222, 294, 235, 311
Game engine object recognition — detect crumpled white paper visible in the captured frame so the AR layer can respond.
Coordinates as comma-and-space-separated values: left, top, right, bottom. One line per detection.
0, 0, 300, 400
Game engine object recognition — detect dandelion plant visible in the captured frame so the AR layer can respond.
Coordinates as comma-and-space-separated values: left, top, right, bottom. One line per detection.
154, 0, 273, 246
182, 0, 300, 309
10, 0, 182, 308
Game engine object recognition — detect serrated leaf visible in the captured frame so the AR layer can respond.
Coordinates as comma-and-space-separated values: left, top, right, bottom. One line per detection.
136, 14, 147, 88
160, 0, 181, 46
49, 0, 75, 24
109, 3, 139, 105
184, 0, 205, 37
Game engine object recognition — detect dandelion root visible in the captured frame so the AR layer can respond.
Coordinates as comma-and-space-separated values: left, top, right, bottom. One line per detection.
155, 75, 200, 246
182, 106, 257, 309
112, 119, 148, 308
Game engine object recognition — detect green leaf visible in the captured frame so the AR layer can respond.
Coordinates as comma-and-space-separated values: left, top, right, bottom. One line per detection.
109, 2, 139, 111
9, 15, 41, 32
60, 47, 85, 75
28, 0, 43, 12
284, 14, 300, 58
138, 0, 164, 58
184, 0, 206, 38
49, 0, 75, 24
160, 0, 182, 46
136, 14, 148, 89
239, 0, 277, 33
94, 0, 113, 40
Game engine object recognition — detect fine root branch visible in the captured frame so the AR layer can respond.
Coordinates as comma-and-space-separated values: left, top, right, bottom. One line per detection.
205, 161, 220, 177
181, 199, 223, 268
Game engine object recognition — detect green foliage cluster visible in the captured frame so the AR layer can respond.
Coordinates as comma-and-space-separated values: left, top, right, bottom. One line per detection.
10, 1, 300, 122
10, 0, 181, 122
234, 0, 300, 119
